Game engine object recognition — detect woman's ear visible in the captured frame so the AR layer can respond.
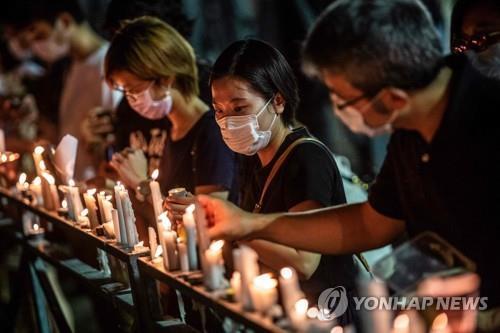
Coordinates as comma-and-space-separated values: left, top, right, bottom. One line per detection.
273, 93, 286, 114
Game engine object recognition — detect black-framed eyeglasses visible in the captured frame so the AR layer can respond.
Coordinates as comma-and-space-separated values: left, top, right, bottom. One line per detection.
452, 31, 500, 54
335, 93, 369, 111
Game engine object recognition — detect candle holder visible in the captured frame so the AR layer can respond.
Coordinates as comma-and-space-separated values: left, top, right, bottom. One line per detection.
27, 224, 45, 241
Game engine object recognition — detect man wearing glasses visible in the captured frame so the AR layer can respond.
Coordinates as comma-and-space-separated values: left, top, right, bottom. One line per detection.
198, 0, 500, 330
451, 0, 500, 80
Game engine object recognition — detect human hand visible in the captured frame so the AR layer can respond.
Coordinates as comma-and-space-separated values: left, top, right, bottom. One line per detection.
164, 192, 195, 221
109, 149, 148, 189
82, 107, 115, 145
197, 194, 256, 241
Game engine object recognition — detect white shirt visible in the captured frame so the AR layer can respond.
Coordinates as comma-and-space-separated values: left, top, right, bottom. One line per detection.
59, 43, 121, 180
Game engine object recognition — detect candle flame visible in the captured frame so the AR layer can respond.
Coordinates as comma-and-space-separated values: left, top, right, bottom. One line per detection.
154, 245, 163, 258
1, 154, 7, 162
42, 172, 55, 185
280, 267, 294, 280
33, 224, 39, 231
431, 313, 448, 330
159, 212, 171, 230
105, 195, 113, 201
253, 273, 277, 289
19, 173, 27, 184
81, 208, 88, 217
62, 199, 67, 209
294, 298, 309, 315
306, 307, 319, 319
39, 160, 46, 171
209, 240, 225, 252
185, 204, 195, 214
393, 313, 410, 330
87, 188, 97, 196
99, 191, 106, 196
330, 326, 343, 333
34, 146, 44, 155
151, 169, 159, 180
33, 176, 41, 185
9, 153, 19, 162
68, 179, 75, 187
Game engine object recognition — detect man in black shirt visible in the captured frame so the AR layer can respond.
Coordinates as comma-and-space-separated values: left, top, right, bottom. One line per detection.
197, 0, 500, 329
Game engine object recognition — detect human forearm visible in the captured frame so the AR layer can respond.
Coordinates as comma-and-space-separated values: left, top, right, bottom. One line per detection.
250, 202, 405, 255
242, 239, 320, 280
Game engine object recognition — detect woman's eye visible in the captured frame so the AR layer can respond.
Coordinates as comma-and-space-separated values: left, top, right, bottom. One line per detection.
233, 106, 245, 113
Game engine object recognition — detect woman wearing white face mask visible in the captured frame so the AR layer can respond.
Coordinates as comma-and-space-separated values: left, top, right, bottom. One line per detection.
104, 17, 237, 230
210, 39, 359, 325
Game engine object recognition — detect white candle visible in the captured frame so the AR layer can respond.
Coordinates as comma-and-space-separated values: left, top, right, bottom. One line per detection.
78, 209, 90, 228
149, 169, 163, 223
40, 167, 55, 211
159, 213, 178, 270
177, 238, 189, 273
250, 273, 278, 314
194, 201, 210, 252
182, 204, 198, 270
32, 146, 44, 176
231, 272, 241, 302
289, 298, 308, 330
103, 195, 113, 222
114, 182, 128, 244
148, 227, 158, 259
111, 209, 121, 241
120, 189, 138, 246
30, 177, 43, 206
0, 129, 5, 152
279, 267, 304, 314
204, 240, 225, 291
42, 172, 60, 211
67, 179, 83, 220
97, 191, 107, 224
83, 189, 99, 229
235, 246, 259, 310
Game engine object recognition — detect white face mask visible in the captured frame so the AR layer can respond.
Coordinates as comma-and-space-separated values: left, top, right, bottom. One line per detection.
127, 83, 173, 120
216, 96, 277, 156
31, 20, 70, 63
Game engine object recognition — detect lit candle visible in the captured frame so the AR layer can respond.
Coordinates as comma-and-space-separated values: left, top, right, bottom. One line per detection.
204, 240, 225, 291
83, 189, 99, 229
279, 267, 304, 315
148, 227, 158, 260
392, 313, 410, 333
430, 313, 451, 333
42, 172, 60, 211
40, 163, 55, 211
29, 176, 43, 206
289, 298, 308, 330
231, 272, 241, 302
16, 172, 29, 194
149, 169, 163, 224
30, 222, 45, 237
111, 209, 121, 241
32, 146, 44, 176
177, 238, 189, 273
61, 179, 83, 221
78, 209, 90, 228
182, 204, 198, 270
159, 213, 178, 271
250, 273, 278, 314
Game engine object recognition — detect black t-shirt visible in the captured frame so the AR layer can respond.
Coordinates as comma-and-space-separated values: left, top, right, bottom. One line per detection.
113, 59, 212, 151
158, 111, 237, 201
369, 54, 500, 307
240, 127, 359, 302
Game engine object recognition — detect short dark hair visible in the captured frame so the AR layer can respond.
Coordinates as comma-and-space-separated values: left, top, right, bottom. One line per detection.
210, 39, 299, 127
6, 0, 85, 30
302, 0, 443, 93
103, 0, 193, 38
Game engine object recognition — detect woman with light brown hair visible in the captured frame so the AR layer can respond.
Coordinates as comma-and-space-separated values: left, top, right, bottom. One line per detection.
104, 16, 236, 225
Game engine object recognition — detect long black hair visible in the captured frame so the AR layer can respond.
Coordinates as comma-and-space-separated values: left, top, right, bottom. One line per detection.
210, 39, 299, 127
